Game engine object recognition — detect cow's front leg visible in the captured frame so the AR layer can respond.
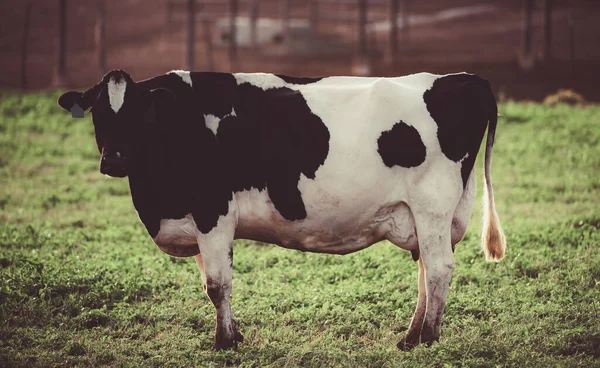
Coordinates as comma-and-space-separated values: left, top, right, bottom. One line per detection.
194, 245, 243, 350
194, 207, 243, 350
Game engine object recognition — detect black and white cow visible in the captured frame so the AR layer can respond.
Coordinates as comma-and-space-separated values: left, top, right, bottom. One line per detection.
57, 69, 506, 350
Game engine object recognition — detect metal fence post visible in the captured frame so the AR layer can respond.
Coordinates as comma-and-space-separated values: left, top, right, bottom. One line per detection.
521, 0, 534, 69
229, 0, 238, 70
542, 0, 553, 61
95, 1, 107, 74
21, 2, 32, 88
186, 0, 195, 71
53, 0, 67, 87
358, 0, 367, 58
202, 19, 215, 71
250, 0, 259, 47
401, 0, 410, 44
568, 6, 575, 77
282, 0, 291, 45
390, 0, 398, 61
310, 0, 319, 33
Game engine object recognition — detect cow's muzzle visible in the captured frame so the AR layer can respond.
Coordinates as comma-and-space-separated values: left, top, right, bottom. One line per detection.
100, 151, 128, 178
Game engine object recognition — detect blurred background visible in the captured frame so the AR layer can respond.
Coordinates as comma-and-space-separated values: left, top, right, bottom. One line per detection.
1, 0, 599, 101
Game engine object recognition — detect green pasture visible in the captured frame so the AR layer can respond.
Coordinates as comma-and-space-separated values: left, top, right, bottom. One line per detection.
0, 92, 599, 367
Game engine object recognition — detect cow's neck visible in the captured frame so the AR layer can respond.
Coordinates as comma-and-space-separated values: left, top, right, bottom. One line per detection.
126, 114, 232, 238
138, 72, 238, 120
126, 130, 166, 238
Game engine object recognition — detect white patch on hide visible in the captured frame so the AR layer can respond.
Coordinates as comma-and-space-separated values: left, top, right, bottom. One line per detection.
107, 77, 127, 113
153, 214, 198, 247
204, 108, 238, 136
170, 70, 193, 87
204, 114, 221, 135
234, 73, 287, 90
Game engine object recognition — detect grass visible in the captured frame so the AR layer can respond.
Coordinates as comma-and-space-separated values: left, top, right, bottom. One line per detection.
1, 92, 599, 367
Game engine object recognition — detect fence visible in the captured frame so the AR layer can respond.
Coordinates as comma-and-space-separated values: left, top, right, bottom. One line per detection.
18, 0, 571, 88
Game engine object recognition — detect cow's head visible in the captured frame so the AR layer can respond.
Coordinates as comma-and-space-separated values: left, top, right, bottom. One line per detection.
57, 70, 174, 178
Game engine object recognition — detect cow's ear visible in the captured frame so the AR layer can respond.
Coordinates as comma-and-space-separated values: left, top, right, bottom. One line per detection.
144, 88, 176, 123
58, 91, 86, 118
57, 81, 104, 118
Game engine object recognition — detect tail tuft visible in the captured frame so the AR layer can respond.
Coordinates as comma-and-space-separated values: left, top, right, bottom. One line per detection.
482, 177, 506, 262
481, 85, 506, 262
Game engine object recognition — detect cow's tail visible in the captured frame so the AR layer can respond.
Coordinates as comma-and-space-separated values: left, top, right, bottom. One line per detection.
481, 92, 506, 262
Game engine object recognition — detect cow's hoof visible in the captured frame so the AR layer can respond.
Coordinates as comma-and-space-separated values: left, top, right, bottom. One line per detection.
213, 342, 234, 351
213, 330, 244, 351
233, 329, 244, 344
213, 338, 238, 351
421, 337, 438, 347
419, 326, 439, 347
397, 335, 419, 351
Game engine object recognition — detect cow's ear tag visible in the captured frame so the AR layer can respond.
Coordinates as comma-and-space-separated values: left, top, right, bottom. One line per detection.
70, 103, 84, 118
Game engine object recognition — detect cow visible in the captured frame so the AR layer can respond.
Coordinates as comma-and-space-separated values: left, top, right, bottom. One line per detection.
57, 69, 506, 351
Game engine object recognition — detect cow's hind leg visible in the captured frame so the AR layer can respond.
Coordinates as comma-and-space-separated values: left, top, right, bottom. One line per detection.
194, 240, 243, 350
397, 257, 426, 350
414, 211, 455, 346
